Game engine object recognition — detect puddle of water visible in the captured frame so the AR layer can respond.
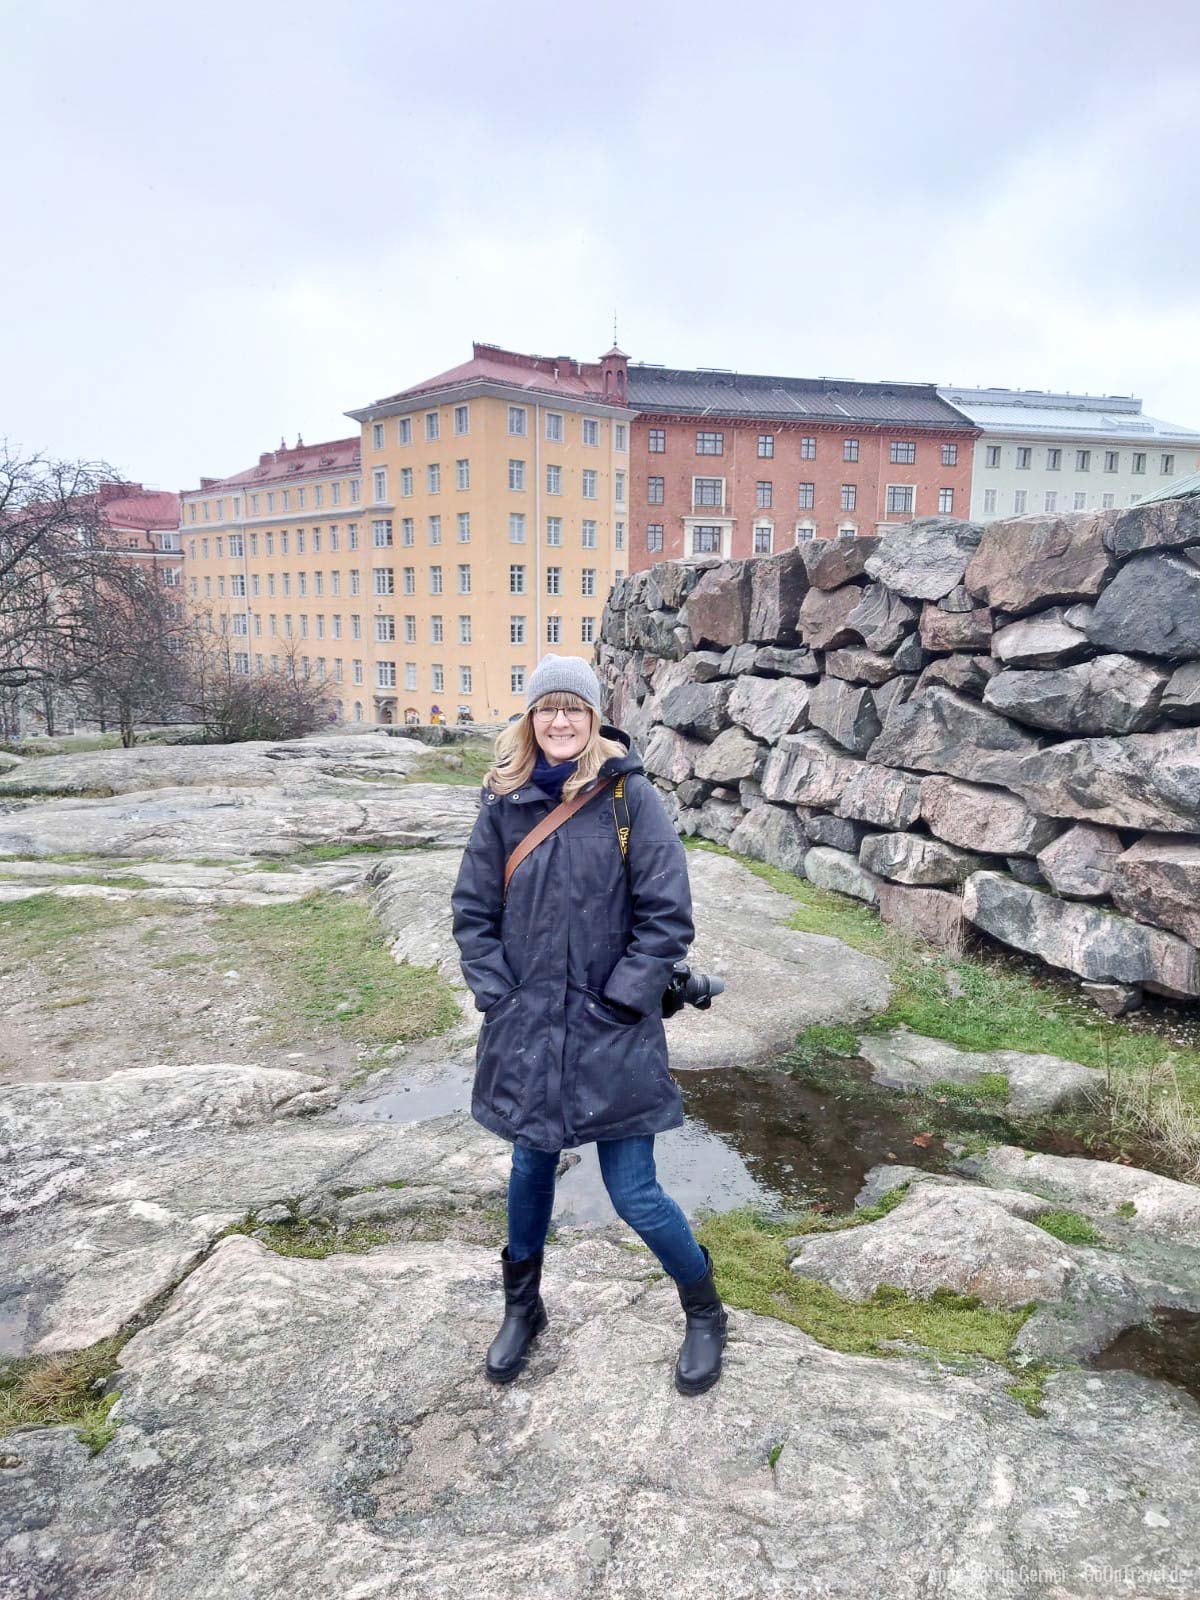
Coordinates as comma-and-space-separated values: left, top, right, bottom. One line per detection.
1090, 1308, 1200, 1402
334, 1058, 949, 1225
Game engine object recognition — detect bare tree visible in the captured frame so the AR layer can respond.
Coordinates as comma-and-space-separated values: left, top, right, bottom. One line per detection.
174, 606, 335, 741
66, 561, 189, 746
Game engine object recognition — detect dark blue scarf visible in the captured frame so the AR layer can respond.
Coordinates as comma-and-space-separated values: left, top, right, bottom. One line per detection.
531, 749, 579, 802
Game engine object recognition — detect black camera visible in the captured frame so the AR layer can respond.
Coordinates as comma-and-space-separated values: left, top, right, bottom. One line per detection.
661, 961, 725, 1019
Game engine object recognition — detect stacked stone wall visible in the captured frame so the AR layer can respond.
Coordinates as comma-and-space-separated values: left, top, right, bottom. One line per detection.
597, 501, 1200, 1014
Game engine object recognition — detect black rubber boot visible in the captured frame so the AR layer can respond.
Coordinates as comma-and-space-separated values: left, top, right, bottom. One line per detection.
673, 1244, 728, 1397
485, 1245, 548, 1384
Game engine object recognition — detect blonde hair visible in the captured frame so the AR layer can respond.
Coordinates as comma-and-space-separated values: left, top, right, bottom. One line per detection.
484, 691, 626, 803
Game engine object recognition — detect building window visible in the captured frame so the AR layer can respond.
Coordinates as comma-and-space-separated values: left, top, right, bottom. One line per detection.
401, 517, 414, 546
424, 462, 439, 494
1076, 449, 1091, 471
453, 404, 469, 435
1162, 453, 1175, 475
647, 476, 664, 504
695, 430, 723, 455
615, 470, 626, 504
1046, 447, 1061, 471
580, 615, 596, 643
756, 481, 773, 509
545, 412, 563, 442
372, 519, 393, 547
546, 463, 562, 494
546, 615, 561, 643
346, 525, 357, 550
886, 485, 915, 515
373, 469, 388, 502
398, 417, 412, 445
1133, 452, 1146, 474
983, 488, 997, 513
425, 412, 440, 441
511, 666, 526, 693
349, 478, 361, 503
1014, 447, 1032, 470
648, 428, 666, 453
510, 615, 526, 644
459, 665, 472, 693
1073, 491, 1087, 509
507, 405, 527, 436
795, 436, 814, 460
938, 488, 954, 513
581, 469, 597, 499
372, 423, 384, 450
581, 568, 597, 598
615, 520, 625, 549
509, 513, 526, 543
428, 515, 441, 544
646, 523, 663, 551
546, 565, 562, 596
1102, 492, 1115, 508
753, 525, 773, 554
1014, 489, 1028, 513
581, 520, 597, 548
843, 438, 859, 463
582, 418, 599, 446
615, 424, 627, 451
508, 459, 526, 491
399, 467, 412, 497
797, 482, 814, 510
694, 476, 724, 508
546, 516, 562, 545
404, 663, 416, 691
942, 443, 958, 466
457, 512, 470, 542
376, 615, 396, 642
457, 563, 471, 593
331, 484, 341, 506
985, 445, 1002, 468
840, 484, 857, 512
373, 567, 394, 596
1105, 451, 1120, 472
757, 434, 775, 458
402, 566, 414, 594
430, 614, 444, 643
459, 615, 471, 643
692, 526, 721, 554
510, 564, 526, 594
890, 441, 916, 465
403, 614, 416, 643
1044, 491, 1057, 513
429, 565, 443, 594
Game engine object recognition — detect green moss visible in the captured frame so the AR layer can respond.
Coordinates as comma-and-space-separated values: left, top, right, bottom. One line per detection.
1002, 1363, 1057, 1418
1115, 1200, 1137, 1219
767, 1442, 784, 1467
211, 890, 459, 1048
789, 1022, 861, 1068
696, 1205, 1034, 1366
1031, 1209, 1102, 1246
218, 1214, 390, 1258
0, 1335, 127, 1452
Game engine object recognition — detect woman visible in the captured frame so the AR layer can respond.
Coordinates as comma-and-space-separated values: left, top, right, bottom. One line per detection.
450, 653, 728, 1396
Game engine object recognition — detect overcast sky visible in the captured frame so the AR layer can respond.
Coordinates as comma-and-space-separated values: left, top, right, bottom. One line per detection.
6, 0, 1200, 491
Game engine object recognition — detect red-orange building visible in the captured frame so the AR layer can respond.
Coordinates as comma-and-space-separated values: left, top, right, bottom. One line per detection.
626, 366, 978, 569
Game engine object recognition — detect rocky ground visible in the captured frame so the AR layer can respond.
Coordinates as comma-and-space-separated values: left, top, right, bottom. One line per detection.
2, 732, 1199, 1597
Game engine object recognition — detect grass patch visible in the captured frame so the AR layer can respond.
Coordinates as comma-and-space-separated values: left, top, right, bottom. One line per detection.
696, 1205, 1037, 1374
0, 870, 157, 890
218, 1214, 390, 1258
0, 892, 156, 967
789, 1022, 861, 1069
212, 889, 459, 1048
43, 993, 96, 1010
925, 1074, 1010, 1108
1031, 1209, 1102, 1246
403, 742, 495, 788
0, 733, 123, 757
0, 1335, 127, 1452
685, 838, 1200, 1175
1115, 1200, 1137, 1219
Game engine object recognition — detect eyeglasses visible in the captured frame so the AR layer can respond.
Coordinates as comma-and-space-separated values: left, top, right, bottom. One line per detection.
532, 707, 592, 723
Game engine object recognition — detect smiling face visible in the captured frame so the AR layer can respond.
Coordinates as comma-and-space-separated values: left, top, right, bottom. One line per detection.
530, 695, 594, 763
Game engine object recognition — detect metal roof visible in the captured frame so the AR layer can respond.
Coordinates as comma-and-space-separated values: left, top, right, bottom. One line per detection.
1136, 469, 1200, 504
939, 391, 1200, 444
628, 366, 973, 429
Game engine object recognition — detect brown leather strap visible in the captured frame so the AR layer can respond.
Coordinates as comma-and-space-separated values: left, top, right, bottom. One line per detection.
503, 778, 614, 901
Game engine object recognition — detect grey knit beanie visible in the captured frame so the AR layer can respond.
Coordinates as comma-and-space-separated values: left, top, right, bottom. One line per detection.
525, 653, 603, 714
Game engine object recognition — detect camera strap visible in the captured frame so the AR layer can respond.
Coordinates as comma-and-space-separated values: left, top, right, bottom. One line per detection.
502, 773, 634, 903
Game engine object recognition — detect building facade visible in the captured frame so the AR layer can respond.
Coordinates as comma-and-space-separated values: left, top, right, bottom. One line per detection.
626, 367, 976, 570
344, 342, 633, 722
938, 387, 1200, 523
180, 344, 633, 726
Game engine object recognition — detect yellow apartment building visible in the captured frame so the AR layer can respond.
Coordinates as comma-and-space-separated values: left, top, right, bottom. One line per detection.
179, 343, 634, 726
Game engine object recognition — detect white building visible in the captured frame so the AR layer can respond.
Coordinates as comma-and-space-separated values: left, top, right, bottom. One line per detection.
938, 387, 1200, 523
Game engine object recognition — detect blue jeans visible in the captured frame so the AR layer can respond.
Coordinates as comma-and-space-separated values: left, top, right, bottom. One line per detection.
506, 1135, 709, 1286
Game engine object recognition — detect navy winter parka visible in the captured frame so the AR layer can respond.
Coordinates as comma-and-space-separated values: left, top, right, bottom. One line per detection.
450, 725, 695, 1153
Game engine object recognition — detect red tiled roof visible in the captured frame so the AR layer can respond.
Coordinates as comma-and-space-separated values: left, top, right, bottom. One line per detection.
380, 342, 626, 406
184, 437, 360, 495
99, 487, 180, 531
